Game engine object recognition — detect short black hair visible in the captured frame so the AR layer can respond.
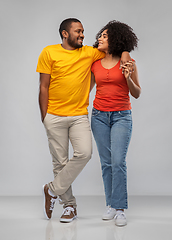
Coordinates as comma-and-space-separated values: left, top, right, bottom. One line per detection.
93, 20, 139, 57
59, 18, 81, 40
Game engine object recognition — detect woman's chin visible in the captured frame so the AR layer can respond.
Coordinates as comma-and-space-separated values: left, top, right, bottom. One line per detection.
98, 46, 104, 52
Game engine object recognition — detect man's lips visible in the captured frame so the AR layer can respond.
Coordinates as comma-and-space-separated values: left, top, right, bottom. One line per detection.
78, 39, 83, 43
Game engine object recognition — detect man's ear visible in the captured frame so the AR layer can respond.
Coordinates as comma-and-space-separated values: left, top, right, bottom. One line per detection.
62, 30, 68, 39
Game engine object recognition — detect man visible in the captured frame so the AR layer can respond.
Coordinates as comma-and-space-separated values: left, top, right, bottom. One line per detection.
36, 18, 131, 223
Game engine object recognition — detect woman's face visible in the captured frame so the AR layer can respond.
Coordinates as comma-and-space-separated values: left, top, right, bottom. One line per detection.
97, 29, 109, 52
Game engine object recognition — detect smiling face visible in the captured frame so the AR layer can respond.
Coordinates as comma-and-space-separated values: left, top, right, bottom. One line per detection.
67, 22, 84, 49
97, 29, 109, 53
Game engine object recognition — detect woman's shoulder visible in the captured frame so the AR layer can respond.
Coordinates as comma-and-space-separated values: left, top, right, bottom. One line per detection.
92, 59, 101, 66
91, 59, 101, 71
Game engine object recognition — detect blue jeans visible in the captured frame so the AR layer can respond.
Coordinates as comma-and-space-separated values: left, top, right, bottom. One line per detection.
91, 108, 132, 209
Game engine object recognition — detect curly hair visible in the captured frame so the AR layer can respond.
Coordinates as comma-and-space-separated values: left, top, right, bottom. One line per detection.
93, 20, 138, 57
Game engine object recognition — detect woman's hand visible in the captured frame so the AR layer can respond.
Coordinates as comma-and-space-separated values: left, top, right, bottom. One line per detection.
122, 61, 134, 80
120, 52, 135, 73
123, 62, 141, 99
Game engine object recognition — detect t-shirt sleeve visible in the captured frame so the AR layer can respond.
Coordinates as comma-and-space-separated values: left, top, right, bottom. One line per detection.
36, 48, 52, 74
92, 47, 105, 62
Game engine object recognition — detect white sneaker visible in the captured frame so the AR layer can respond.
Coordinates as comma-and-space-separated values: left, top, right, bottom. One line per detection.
114, 210, 127, 226
102, 206, 116, 220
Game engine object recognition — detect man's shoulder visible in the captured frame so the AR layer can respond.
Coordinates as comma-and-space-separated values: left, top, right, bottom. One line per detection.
43, 44, 61, 52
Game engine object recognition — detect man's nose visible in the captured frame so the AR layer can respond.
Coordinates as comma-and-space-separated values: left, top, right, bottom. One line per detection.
80, 32, 84, 38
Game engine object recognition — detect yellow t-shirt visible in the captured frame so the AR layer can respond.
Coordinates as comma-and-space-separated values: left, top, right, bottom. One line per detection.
36, 44, 105, 116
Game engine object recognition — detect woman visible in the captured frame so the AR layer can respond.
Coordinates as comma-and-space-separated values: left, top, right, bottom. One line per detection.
91, 20, 141, 226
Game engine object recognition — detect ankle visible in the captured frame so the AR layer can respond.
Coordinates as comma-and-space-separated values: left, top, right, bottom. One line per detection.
48, 189, 56, 197
116, 209, 124, 212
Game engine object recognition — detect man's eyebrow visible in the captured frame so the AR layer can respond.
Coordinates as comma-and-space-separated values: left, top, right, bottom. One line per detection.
75, 27, 84, 30
75, 28, 84, 31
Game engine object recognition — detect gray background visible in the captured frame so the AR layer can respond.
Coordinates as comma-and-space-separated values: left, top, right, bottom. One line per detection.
0, 0, 171, 196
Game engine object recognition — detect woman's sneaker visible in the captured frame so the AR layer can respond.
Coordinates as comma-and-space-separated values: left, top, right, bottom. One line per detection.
114, 210, 127, 226
102, 206, 116, 220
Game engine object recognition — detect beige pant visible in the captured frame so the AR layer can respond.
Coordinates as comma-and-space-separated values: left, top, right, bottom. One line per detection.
43, 113, 92, 208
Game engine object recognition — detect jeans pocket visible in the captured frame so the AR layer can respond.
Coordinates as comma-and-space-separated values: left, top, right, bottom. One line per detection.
118, 110, 132, 117
92, 107, 100, 116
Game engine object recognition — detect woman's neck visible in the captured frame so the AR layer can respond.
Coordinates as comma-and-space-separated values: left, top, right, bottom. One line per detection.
104, 53, 120, 61
101, 53, 120, 69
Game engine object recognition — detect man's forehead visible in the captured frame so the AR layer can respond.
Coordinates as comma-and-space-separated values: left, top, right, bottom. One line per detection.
70, 22, 84, 30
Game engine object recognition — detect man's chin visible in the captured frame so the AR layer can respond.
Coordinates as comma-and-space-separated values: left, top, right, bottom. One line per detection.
76, 43, 83, 48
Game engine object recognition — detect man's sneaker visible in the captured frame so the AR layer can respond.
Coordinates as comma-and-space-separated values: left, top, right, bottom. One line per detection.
60, 205, 77, 223
102, 206, 116, 220
114, 210, 127, 226
43, 184, 57, 220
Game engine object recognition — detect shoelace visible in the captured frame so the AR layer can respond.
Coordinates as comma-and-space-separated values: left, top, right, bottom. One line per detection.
49, 198, 57, 211
115, 212, 125, 219
62, 207, 74, 216
105, 206, 113, 214
107, 207, 112, 214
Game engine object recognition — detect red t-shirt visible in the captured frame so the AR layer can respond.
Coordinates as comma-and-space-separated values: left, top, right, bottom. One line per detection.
91, 59, 131, 111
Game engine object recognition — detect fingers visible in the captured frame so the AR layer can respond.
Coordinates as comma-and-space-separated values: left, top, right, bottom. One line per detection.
124, 63, 132, 74
122, 66, 130, 75
121, 64, 132, 75
120, 60, 135, 73
122, 64, 132, 79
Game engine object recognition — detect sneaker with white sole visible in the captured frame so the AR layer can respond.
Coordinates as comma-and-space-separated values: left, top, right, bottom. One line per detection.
60, 205, 77, 223
114, 210, 127, 226
102, 206, 116, 220
43, 184, 58, 220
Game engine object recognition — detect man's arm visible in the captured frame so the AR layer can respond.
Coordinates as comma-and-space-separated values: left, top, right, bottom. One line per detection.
39, 73, 51, 122
120, 51, 134, 72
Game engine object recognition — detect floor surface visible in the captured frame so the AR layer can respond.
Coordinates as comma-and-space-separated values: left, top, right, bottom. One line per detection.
0, 196, 172, 240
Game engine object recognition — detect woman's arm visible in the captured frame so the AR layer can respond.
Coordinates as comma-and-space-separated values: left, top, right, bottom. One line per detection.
123, 61, 141, 99
39, 73, 51, 122
90, 72, 96, 92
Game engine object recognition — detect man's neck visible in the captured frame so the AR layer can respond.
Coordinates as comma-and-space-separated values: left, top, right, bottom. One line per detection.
61, 42, 76, 51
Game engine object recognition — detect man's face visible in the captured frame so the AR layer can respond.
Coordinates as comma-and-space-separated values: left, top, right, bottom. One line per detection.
67, 22, 84, 49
